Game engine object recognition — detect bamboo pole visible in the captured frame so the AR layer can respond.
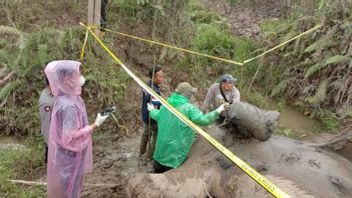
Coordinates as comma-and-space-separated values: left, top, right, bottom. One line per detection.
87, 0, 101, 35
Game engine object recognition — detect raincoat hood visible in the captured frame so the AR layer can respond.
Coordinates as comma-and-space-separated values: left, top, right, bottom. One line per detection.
168, 92, 189, 107
44, 60, 82, 96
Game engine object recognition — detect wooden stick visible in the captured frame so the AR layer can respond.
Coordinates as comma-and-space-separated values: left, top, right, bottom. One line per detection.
9, 179, 117, 188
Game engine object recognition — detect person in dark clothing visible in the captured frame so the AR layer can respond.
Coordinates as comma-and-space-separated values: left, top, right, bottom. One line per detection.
100, 0, 108, 30
38, 76, 54, 163
139, 66, 165, 161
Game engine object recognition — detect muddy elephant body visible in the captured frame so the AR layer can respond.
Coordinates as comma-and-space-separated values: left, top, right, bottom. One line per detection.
127, 126, 352, 198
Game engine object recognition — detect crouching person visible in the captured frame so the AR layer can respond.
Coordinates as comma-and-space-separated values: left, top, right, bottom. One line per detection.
148, 82, 228, 173
44, 60, 109, 198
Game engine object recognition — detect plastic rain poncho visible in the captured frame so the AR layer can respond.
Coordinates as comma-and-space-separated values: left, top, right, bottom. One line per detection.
150, 92, 219, 169
44, 60, 93, 198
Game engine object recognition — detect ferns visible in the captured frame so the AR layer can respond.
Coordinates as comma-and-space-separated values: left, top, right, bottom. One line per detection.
304, 63, 324, 78
324, 55, 351, 65
304, 39, 336, 53
305, 55, 352, 78
0, 80, 21, 101
305, 80, 328, 104
271, 79, 290, 97
0, 26, 84, 135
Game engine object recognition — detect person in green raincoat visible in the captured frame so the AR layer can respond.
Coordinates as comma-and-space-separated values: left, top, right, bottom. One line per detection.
147, 82, 229, 173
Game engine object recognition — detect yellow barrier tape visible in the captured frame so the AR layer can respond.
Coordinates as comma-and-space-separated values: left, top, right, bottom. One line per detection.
80, 22, 290, 198
90, 24, 321, 66
242, 23, 322, 64
80, 29, 90, 61
100, 27, 244, 66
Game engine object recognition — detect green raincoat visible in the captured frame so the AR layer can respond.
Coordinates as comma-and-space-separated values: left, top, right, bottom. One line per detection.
150, 92, 219, 168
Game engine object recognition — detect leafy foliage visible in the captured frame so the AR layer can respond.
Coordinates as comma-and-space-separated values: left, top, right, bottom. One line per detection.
257, 0, 352, 129
0, 26, 129, 135
0, 135, 46, 197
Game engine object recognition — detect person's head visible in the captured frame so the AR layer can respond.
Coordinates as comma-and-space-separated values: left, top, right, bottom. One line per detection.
175, 82, 198, 99
44, 60, 85, 96
148, 66, 164, 85
220, 74, 237, 92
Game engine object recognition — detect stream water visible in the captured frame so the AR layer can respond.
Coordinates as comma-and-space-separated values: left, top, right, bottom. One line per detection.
266, 100, 322, 136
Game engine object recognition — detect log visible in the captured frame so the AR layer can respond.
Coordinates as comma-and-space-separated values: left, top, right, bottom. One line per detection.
227, 102, 280, 141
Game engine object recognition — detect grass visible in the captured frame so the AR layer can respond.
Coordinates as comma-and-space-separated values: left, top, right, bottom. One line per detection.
316, 110, 340, 133
274, 127, 297, 139
0, 135, 46, 197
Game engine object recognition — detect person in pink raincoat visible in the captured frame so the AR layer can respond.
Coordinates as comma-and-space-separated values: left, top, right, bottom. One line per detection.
44, 60, 109, 198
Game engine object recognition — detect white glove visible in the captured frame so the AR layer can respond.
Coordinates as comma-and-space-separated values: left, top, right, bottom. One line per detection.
94, 113, 109, 127
216, 104, 226, 114
224, 103, 230, 111
147, 103, 155, 112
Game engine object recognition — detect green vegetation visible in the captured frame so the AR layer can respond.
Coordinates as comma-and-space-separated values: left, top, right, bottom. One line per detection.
0, 2, 129, 196
0, 135, 46, 197
256, 1, 352, 131
0, 26, 129, 135
275, 127, 296, 139
1, 0, 351, 195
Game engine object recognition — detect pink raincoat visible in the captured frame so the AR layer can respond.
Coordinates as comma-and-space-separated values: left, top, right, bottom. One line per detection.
45, 60, 93, 198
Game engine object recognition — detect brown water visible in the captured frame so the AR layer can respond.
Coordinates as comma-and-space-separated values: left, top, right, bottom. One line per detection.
266, 101, 322, 136
278, 106, 320, 133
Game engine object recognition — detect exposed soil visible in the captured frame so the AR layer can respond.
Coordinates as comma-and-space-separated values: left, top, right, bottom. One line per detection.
202, 0, 282, 39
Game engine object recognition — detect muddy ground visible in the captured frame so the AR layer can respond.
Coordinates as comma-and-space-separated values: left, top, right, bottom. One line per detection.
126, 128, 352, 197
2, 1, 351, 197
79, 124, 352, 198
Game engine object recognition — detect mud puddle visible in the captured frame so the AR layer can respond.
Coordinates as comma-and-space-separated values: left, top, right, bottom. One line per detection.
267, 101, 322, 136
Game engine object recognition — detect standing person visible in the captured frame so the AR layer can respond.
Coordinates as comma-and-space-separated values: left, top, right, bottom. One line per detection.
202, 74, 240, 123
100, 0, 108, 30
140, 66, 165, 161
148, 82, 229, 173
38, 76, 54, 163
45, 60, 110, 198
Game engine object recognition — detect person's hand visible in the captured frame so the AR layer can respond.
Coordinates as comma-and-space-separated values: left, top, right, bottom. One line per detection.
94, 113, 109, 127
147, 103, 155, 112
216, 104, 226, 113
224, 102, 230, 111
